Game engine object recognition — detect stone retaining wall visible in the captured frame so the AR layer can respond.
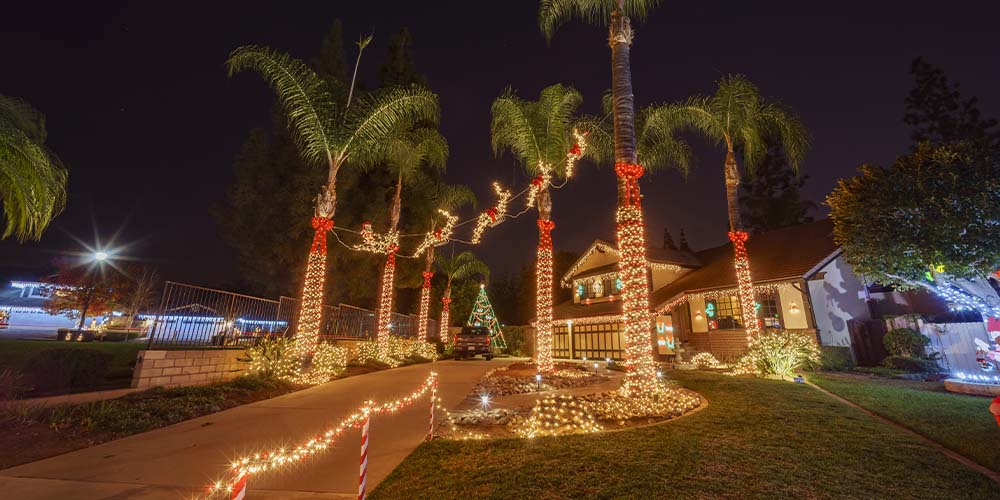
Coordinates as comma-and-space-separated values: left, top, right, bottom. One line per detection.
131, 349, 249, 389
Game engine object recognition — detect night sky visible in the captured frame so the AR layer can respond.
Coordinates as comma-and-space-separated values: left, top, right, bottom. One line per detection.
2, 1, 998, 288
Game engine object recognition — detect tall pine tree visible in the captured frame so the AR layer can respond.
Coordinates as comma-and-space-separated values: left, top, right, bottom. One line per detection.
740, 145, 816, 234
904, 57, 1000, 150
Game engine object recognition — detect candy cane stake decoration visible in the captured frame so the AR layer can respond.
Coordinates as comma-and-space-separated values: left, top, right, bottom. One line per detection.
427, 385, 436, 441
359, 408, 370, 500
230, 472, 247, 500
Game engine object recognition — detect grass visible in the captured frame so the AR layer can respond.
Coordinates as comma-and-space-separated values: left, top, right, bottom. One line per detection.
371, 371, 998, 500
0, 339, 145, 386
0, 373, 301, 468
808, 371, 999, 472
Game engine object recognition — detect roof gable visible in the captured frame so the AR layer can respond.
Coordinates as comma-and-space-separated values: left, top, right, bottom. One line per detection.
561, 239, 701, 286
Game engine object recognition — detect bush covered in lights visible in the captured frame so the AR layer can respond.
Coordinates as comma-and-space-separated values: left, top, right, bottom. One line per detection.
690, 352, 720, 368
245, 337, 299, 380
351, 337, 437, 368
733, 330, 822, 379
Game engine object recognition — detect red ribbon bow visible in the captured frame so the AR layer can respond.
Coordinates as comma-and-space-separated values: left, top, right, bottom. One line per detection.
614, 163, 644, 207
569, 144, 581, 156
531, 176, 544, 187
537, 219, 556, 249
310, 217, 334, 254
422, 271, 434, 288
486, 207, 498, 222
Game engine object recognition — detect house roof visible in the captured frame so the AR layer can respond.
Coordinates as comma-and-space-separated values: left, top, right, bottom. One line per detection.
649, 219, 839, 307
553, 298, 622, 321
561, 239, 700, 285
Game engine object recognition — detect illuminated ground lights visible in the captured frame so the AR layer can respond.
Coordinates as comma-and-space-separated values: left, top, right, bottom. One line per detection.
614, 163, 659, 396
729, 231, 761, 339
200, 373, 439, 500
294, 216, 334, 354
535, 219, 556, 373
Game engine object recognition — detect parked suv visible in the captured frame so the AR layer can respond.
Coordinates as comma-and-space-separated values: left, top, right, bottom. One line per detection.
454, 326, 494, 360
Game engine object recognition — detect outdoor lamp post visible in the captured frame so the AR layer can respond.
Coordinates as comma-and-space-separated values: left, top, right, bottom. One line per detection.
76, 251, 109, 334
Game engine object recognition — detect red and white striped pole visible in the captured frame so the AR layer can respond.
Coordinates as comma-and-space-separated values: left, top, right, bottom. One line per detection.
230, 472, 248, 500
427, 384, 436, 441
358, 409, 370, 500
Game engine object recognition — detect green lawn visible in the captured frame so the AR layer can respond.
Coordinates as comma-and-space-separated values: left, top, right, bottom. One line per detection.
0, 339, 145, 387
371, 371, 999, 500
808, 372, 999, 472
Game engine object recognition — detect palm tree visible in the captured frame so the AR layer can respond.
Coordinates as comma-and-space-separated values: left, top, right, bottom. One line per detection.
435, 251, 490, 342
226, 45, 439, 353
370, 127, 448, 354
0, 94, 68, 241
490, 84, 583, 372
539, 0, 664, 394
665, 74, 809, 337
417, 182, 476, 341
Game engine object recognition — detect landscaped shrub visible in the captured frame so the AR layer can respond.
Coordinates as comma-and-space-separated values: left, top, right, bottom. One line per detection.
819, 346, 855, 371
733, 330, 822, 379
501, 326, 532, 357
245, 337, 298, 380
691, 352, 720, 368
882, 355, 939, 373
22, 349, 113, 393
0, 369, 28, 400
351, 337, 437, 367
883, 328, 929, 358
311, 344, 348, 378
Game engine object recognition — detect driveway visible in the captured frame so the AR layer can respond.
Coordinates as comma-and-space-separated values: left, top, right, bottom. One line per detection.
0, 359, 510, 499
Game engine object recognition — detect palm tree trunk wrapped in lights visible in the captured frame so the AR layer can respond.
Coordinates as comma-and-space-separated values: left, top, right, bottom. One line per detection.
296, 216, 334, 354
417, 267, 434, 341
439, 296, 452, 342
490, 84, 586, 373
375, 245, 399, 359
535, 217, 556, 372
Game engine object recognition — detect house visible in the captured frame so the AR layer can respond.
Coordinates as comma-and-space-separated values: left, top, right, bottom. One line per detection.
0, 280, 85, 337
551, 220, 931, 362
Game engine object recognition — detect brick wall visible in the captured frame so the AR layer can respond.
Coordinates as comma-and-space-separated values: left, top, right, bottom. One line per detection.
131, 349, 250, 389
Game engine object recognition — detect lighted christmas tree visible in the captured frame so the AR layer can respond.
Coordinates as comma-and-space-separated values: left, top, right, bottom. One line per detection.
467, 284, 506, 349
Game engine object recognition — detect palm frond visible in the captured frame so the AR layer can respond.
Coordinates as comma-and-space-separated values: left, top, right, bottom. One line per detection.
572, 114, 614, 166
435, 251, 490, 283
0, 98, 67, 241
635, 105, 693, 175
539, 0, 663, 41
490, 88, 543, 168
344, 86, 440, 169
383, 127, 449, 178
226, 45, 339, 166
434, 183, 477, 212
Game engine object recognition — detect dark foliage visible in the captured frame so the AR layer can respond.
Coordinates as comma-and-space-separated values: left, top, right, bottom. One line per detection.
23, 349, 113, 393
904, 57, 1000, 151
740, 145, 815, 233
882, 328, 930, 358
882, 355, 939, 373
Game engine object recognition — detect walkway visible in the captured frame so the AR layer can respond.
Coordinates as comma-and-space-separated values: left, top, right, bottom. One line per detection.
0, 359, 511, 499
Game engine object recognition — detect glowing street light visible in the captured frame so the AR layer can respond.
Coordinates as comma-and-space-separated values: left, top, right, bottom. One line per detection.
94, 251, 109, 261
77, 249, 115, 334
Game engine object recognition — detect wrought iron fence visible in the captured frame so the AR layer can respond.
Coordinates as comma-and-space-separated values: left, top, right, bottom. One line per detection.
145, 282, 284, 348
146, 281, 438, 348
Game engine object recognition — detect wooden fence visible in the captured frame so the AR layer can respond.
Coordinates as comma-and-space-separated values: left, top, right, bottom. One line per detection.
885, 316, 996, 374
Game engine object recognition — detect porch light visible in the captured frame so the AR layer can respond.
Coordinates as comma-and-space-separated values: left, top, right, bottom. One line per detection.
694, 310, 703, 321
789, 302, 801, 314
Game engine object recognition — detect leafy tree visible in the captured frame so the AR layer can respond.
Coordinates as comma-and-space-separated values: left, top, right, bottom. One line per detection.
313, 19, 348, 83
827, 142, 1000, 317
0, 94, 68, 241
491, 83, 584, 370
540, 0, 674, 391
42, 257, 129, 326
740, 145, 815, 233
904, 57, 999, 151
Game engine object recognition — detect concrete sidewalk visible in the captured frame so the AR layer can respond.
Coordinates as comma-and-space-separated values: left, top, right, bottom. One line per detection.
0, 359, 509, 499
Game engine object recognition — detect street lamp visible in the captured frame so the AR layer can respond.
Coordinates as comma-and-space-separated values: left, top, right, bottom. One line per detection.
76, 251, 111, 335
